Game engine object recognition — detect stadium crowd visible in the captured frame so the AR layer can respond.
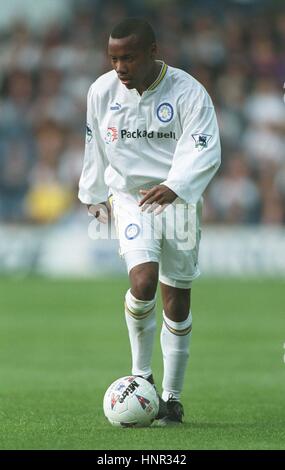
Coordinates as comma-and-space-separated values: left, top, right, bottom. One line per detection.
0, 0, 284, 225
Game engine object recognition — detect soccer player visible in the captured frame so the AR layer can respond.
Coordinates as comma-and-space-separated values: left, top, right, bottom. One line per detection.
79, 18, 221, 425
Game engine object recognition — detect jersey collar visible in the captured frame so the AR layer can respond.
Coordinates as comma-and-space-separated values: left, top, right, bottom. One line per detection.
147, 61, 168, 92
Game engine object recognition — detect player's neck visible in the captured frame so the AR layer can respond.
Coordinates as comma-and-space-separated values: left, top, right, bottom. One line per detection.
137, 61, 162, 95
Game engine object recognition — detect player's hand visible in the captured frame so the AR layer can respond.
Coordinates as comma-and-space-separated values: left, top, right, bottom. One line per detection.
87, 200, 111, 224
139, 185, 178, 215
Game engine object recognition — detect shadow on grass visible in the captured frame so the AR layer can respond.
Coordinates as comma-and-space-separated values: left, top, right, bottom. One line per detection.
149, 421, 255, 430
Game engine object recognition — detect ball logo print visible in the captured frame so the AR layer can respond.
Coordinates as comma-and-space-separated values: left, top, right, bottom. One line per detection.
157, 102, 174, 122
111, 393, 119, 409
135, 394, 151, 411
118, 380, 140, 403
115, 381, 126, 391
105, 126, 118, 144
103, 376, 159, 427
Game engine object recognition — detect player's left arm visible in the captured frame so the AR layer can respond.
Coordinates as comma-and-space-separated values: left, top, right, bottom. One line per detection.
139, 91, 221, 211
138, 185, 177, 213
161, 93, 221, 205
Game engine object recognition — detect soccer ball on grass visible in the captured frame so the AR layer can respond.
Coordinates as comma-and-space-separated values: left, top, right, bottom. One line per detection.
103, 376, 159, 428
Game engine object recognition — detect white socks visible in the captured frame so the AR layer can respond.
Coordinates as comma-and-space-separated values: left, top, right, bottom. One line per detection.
125, 289, 156, 378
160, 310, 192, 402
125, 289, 192, 402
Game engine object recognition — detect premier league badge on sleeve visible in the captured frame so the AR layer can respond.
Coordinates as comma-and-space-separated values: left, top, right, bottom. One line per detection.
157, 102, 174, 122
192, 133, 212, 151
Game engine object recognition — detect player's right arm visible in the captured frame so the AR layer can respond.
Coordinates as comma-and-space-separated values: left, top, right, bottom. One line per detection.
78, 84, 109, 211
87, 200, 111, 223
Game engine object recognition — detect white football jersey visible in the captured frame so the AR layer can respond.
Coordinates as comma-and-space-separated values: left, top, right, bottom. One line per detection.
78, 61, 221, 205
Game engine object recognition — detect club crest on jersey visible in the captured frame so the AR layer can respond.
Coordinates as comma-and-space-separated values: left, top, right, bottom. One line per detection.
157, 102, 174, 122
125, 223, 140, 240
105, 127, 118, 144
192, 133, 212, 151
86, 123, 93, 142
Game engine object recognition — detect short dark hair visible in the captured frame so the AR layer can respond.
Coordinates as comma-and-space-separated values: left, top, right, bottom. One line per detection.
110, 18, 156, 48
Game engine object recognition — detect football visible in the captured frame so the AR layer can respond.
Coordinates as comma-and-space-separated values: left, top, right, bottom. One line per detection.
103, 376, 159, 427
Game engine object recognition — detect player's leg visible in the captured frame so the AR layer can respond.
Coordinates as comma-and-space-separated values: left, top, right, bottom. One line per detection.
125, 256, 167, 419
156, 282, 193, 425
110, 189, 161, 379
159, 282, 192, 423
124, 258, 158, 379
110, 189, 164, 415
157, 199, 202, 424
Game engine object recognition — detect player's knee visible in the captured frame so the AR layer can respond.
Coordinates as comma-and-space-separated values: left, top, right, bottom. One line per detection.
164, 297, 189, 321
131, 279, 156, 300
129, 264, 158, 300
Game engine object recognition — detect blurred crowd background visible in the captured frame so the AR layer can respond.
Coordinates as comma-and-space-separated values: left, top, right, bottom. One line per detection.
0, 0, 284, 226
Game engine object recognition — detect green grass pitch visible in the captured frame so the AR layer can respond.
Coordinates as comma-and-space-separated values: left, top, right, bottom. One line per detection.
0, 276, 284, 450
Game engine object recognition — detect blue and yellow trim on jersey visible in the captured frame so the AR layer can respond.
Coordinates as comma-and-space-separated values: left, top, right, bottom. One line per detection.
147, 62, 168, 91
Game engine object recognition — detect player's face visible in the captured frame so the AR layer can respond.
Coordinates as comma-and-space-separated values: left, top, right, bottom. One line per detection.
108, 35, 156, 92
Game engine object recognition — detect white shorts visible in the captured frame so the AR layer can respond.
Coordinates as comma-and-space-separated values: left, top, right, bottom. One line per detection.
110, 188, 202, 289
